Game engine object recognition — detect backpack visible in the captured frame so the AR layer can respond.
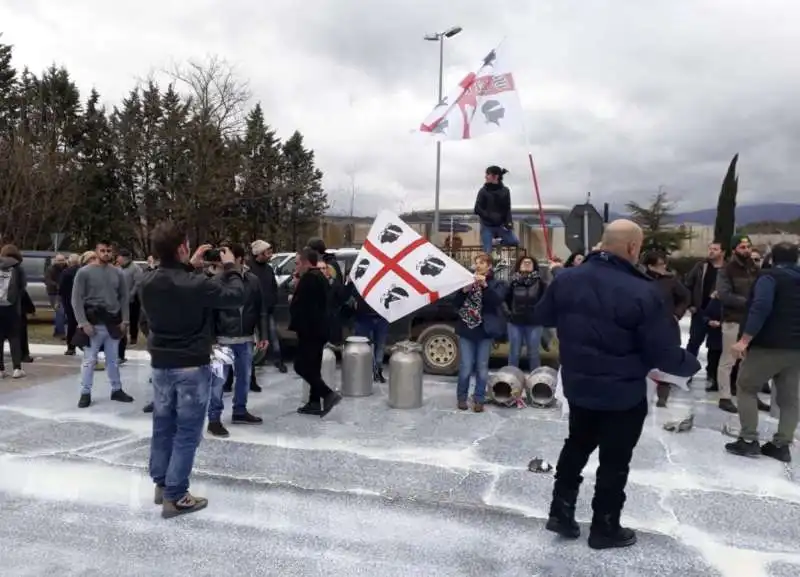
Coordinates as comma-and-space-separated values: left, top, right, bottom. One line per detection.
0, 268, 13, 306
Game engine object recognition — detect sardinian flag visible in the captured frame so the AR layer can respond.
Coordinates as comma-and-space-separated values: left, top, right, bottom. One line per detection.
418, 43, 524, 141
349, 211, 474, 323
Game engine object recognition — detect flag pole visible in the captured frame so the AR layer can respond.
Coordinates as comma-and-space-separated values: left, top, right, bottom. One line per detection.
526, 152, 554, 261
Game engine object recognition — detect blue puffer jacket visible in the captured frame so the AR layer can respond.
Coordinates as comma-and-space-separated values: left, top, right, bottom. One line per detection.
452, 275, 508, 341
531, 251, 700, 411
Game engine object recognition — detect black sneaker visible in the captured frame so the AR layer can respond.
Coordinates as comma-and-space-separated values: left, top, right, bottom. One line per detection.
757, 399, 771, 412
297, 402, 322, 415
23, 356, 34, 363
725, 438, 761, 458
78, 394, 91, 408
232, 411, 263, 425
64, 349, 76, 356
374, 369, 386, 384
275, 361, 288, 374
119, 358, 127, 365
143, 402, 154, 414
207, 421, 230, 438
761, 441, 792, 463
320, 391, 342, 418
718, 399, 738, 413
250, 380, 263, 393
111, 389, 134, 403
161, 493, 208, 519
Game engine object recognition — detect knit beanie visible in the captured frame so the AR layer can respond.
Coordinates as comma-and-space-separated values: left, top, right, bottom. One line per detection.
730, 234, 751, 248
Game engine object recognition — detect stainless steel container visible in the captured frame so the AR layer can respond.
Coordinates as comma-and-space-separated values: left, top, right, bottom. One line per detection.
525, 366, 558, 407
388, 341, 424, 409
488, 365, 526, 405
302, 344, 339, 404
341, 336, 374, 397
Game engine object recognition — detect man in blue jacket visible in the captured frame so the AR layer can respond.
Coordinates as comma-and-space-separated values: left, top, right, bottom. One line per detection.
533, 220, 699, 550
726, 242, 800, 463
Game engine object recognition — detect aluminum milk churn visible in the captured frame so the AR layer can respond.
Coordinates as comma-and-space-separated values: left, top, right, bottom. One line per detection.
487, 365, 526, 406
341, 336, 373, 397
388, 341, 424, 409
525, 366, 558, 407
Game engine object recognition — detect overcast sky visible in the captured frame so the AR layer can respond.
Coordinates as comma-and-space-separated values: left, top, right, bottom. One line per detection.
2, 0, 799, 216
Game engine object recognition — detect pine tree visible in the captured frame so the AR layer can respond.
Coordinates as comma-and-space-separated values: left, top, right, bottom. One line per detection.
281, 131, 328, 249
714, 153, 738, 253
0, 34, 17, 134
626, 189, 692, 253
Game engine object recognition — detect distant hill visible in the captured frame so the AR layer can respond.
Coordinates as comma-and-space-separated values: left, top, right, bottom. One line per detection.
611, 203, 800, 226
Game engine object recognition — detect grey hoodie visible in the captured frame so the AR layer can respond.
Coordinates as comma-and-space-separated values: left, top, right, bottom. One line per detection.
0, 256, 26, 309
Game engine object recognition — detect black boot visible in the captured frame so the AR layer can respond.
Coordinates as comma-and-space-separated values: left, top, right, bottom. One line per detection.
374, 368, 386, 384
250, 371, 262, 393
588, 513, 637, 550
545, 488, 580, 539
275, 360, 288, 374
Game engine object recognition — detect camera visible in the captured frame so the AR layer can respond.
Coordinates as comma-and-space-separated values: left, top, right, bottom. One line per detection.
204, 248, 222, 262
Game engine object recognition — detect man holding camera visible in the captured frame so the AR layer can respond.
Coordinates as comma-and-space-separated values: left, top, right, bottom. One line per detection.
207, 243, 269, 438
139, 223, 245, 519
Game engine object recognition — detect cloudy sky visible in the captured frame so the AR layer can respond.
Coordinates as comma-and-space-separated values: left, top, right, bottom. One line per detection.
2, 0, 799, 216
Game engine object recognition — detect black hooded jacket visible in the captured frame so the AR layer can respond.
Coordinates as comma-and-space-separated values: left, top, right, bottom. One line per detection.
214, 269, 269, 341
248, 257, 278, 312
474, 182, 512, 227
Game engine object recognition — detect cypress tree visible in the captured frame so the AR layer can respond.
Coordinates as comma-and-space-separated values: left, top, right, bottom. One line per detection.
713, 153, 738, 253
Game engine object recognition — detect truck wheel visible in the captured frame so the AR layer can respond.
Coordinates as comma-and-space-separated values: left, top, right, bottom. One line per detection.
417, 324, 459, 376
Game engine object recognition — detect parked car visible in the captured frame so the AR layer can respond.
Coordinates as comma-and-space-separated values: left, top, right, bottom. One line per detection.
19, 250, 59, 311
267, 246, 559, 375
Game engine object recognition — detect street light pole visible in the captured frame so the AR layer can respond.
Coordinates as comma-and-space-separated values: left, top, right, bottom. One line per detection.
425, 26, 462, 244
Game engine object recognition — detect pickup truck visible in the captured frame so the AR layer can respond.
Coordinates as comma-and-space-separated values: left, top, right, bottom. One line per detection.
263, 247, 559, 375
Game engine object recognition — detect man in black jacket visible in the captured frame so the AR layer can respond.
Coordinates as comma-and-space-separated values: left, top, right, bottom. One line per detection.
474, 165, 519, 253
207, 244, 269, 438
290, 247, 342, 417
139, 222, 244, 519
307, 237, 347, 346
249, 239, 287, 373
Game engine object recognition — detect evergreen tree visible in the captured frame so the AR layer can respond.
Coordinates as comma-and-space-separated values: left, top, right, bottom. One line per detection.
0, 34, 17, 134
281, 131, 328, 249
714, 153, 738, 253
626, 189, 692, 254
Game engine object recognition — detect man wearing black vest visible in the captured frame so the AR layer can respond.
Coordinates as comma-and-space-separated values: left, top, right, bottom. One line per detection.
725, 242, 800, 463
715, 234, 760, 413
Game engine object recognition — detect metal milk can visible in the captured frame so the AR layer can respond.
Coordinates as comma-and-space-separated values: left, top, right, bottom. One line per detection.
302, 344, 339, 404
341, 336, 373, 397
388, 341, 424, 409
525, 366, 558, 407
487, 365, 526, 406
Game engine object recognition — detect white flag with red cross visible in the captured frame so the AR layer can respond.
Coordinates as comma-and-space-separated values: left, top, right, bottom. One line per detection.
349, 211, 475, 323
418, 43, 524, 141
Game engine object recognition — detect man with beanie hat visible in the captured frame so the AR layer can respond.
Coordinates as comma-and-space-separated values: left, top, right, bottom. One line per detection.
249, 240, 286, 374
474, 165, 519, 254
715, 234, 760, 413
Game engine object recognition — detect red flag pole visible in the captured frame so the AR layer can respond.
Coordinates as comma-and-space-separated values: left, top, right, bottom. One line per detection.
527, 152, 553, 261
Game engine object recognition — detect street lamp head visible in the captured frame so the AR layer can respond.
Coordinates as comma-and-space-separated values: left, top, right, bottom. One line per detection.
443, 26, 462, 38
423, 33, 439, 41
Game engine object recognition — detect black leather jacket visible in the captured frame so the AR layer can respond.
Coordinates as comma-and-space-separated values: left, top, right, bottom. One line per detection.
213, 269, 269, 340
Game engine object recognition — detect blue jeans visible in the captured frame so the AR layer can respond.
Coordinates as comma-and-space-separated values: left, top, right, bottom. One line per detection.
354, 316, 389, 372
208, 342, 253, 421
686, 312, 708, 357
149, 365, 212, 502
480, 224, 519, 253
267, 315, 281, 358
80, 325, 121, 395
457, 337, 493, 402
507, 323, 543, 370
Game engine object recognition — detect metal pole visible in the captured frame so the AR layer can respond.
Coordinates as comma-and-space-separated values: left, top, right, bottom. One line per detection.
432, 36, 444, 243
582, 207, 590, 253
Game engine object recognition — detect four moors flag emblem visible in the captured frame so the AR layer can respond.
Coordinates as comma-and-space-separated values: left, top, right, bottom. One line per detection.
418, 44, 523, 141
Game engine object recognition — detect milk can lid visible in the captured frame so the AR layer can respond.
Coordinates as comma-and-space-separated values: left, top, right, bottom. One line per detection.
346, 336, 370, 344
394, 340, 422, 353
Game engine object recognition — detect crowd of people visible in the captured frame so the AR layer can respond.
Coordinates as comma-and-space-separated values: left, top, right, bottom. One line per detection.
1, 175, 797, 548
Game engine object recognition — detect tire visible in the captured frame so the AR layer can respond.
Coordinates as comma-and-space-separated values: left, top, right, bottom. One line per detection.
417, 323, 459, 376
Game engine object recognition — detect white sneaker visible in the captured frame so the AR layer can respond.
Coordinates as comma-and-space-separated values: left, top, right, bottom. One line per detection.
12, 369, 25, 379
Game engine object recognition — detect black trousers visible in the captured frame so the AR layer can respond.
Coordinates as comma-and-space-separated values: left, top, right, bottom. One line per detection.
706, 349, 721, 382
0, 308, 23, 370
20, 313, 30, 358
129, 299, 140, 342
553, 399, 648, 519
65, 307, 78, 351
294, 335, 332, 404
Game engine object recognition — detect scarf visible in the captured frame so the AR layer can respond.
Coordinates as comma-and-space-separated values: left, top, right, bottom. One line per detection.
511, 271, 539, 287
459, 284, 484, 329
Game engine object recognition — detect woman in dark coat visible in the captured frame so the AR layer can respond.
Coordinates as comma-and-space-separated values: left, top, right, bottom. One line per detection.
642, 250, 691, 407
503, 255, 547, 370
